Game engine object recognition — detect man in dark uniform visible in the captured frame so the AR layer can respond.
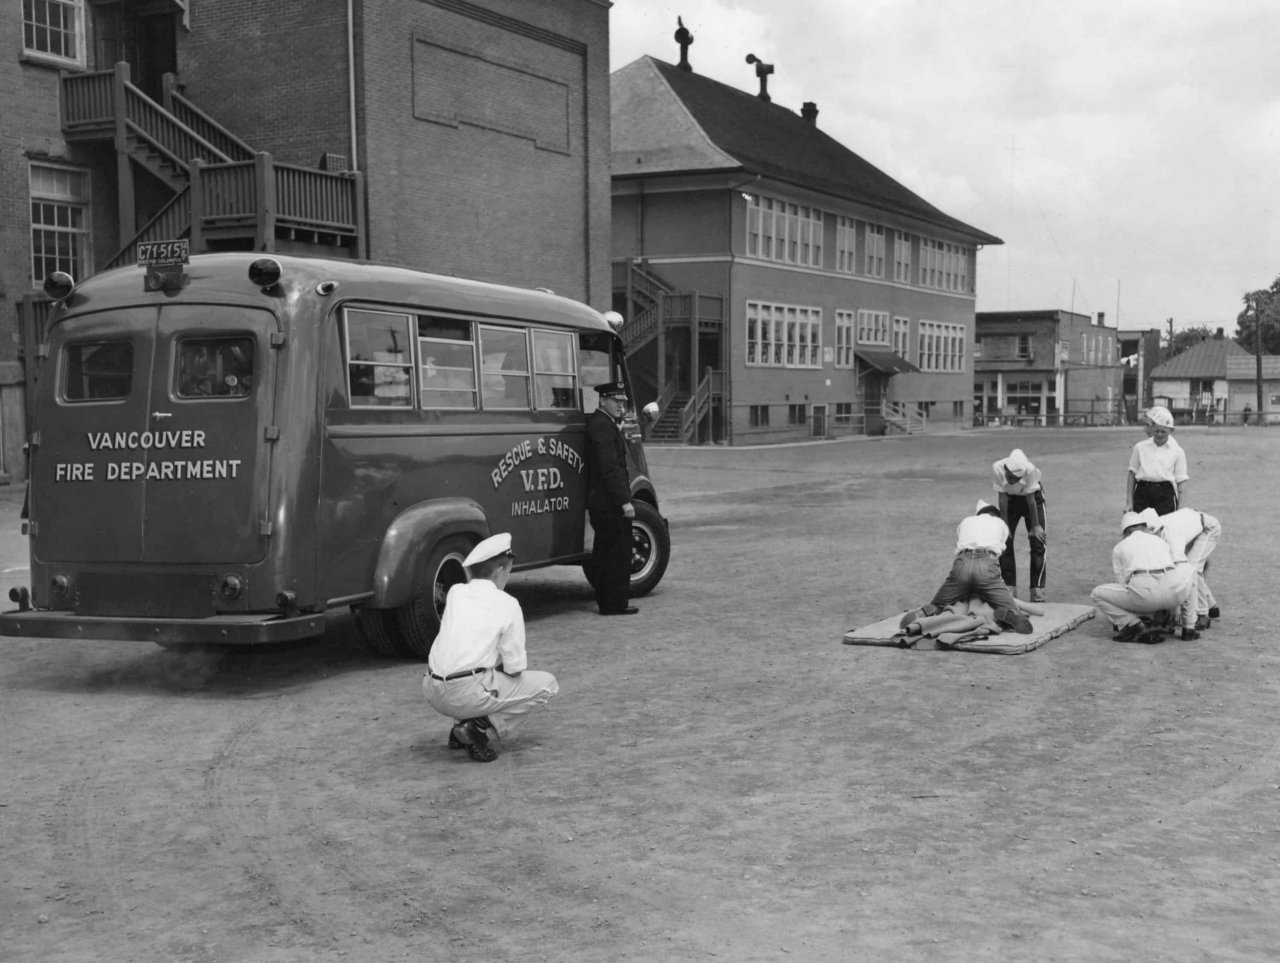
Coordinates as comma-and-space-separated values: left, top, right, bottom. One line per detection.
585, 381, 638, 615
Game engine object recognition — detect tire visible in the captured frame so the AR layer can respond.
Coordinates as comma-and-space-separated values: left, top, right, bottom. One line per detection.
627, 500, 670, 597
354, 608, 408, 658
394, 533, 477, 660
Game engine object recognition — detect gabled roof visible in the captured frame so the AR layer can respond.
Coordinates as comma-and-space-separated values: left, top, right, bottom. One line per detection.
611, 56, 1002, 245
1150, 338, 1253, 379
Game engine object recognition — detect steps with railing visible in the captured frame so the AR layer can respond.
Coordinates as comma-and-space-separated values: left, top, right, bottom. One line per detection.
881, 400, 927, 434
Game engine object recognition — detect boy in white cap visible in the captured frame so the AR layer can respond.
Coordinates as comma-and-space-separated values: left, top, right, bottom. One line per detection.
1126, 405, 1187, 516
899, 499, 1034, 634
992, 448, 1047, 602
1148, 506, 1222, 640
422, 533, 558, 762
1090, 511, 1192, 643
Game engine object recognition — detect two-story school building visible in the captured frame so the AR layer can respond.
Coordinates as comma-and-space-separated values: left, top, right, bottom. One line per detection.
610, 44, 1002, 445
1, 0, 611, 481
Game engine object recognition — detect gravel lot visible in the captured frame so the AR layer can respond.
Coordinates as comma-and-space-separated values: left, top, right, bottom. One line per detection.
1, 426, 1276, 963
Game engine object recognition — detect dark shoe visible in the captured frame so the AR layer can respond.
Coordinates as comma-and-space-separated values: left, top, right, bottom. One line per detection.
447, 724, 467, 750
461, 718, 497, 762
1139, 630, 1166, 644
600, 606, 639, 616
1115, 621, 1145, 643
898, 605, 934, 631
1181, 628, 1201, 641
1030, 590, 1046, 604
995, 608, 1034, 634
1194, 615, 1211, 631
1208, 605, 1220, 619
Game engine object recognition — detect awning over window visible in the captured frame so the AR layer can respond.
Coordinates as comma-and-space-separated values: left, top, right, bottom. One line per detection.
854, 349, 919, 375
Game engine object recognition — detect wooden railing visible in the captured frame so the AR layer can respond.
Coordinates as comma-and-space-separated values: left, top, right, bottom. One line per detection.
881, 400, 927, 434
662, 292, 725, 333
105, 188, 191, 271
163, 76, 255, 163
679, 368, 724, 443
60, 69, 115, 133
123, 80, 231, 169
17, 295, 54, 442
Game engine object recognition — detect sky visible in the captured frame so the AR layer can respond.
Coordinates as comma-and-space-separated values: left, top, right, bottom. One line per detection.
608, 0, 1280, 335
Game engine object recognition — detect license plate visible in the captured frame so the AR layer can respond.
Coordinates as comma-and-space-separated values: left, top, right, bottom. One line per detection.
138, 239, 190, 266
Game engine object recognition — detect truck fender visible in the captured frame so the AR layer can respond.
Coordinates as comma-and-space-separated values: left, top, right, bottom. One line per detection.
369, 498, 490, 608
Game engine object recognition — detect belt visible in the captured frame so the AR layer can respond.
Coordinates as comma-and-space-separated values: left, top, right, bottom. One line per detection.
1129, 567, 1172, 577
956, 548, 998, 558
1134, 479, 1173, 487
427, 666, 492, 682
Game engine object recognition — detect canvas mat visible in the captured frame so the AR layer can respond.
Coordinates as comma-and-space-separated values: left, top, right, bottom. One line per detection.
842, 602, 1096, 654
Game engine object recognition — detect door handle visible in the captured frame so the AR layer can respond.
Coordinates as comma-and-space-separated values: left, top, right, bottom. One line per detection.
152, 411, 173, 421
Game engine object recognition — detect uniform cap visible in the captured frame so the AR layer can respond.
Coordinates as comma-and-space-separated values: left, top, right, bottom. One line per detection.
975, 498, 993, 514
1140, 508, 1162, 530
462, 532, 513, 568
1146, 405, 1174, 429
594, 381, 627, 398
1120, 511, 1146, 533
1003, 449, 1031, 475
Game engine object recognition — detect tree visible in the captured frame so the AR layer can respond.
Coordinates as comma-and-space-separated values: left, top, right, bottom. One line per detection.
1236, 276, 1280, 355
1162, 323, 1222, 362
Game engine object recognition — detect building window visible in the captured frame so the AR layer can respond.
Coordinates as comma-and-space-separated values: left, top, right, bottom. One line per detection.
745, 301, 821, 369
749, 404, 770, 427
745, 193, 823, 267
917, 320, 966, 373
856, 309, 889, 346
835, 216, 856, 274
953, 400, 965, 418
23, 0, 84, 64
919, 238, 970, 292
30, 163, 91, 286
834, 311, 855, 368
893, 231, 912, 283
864, 223, 885, 278
1016, 334, 1031, 360
788, 404, 807, 425
834, 401, 854, 426
893, 316, 910, 358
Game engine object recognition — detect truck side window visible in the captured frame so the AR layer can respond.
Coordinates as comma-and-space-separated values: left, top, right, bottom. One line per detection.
479, 325, 530, 410
578, 331, 615, 415
532, 330, 576, 409
176, 337, 254, 398
418, 315, 477, 410
345, 309, 413, 407
63, 340, 134, 402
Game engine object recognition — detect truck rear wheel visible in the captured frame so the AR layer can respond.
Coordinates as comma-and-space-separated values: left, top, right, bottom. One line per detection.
627, 500, 670, 597
395, 534, 476, 660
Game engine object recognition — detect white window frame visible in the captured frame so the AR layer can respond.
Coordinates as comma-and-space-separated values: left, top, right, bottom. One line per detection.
834, 310, 855, 368
916, 320, 966, 372
863, 222, 885, 278
746, 193, 823, 268
835, 216, 856, 274
893, 316, 910, 358
856, 309, 889, 346
919, 237, 971, 292
22, 0, 85, 66
893, 231, 912, 283
746, 300, 822, 369
29, 161, 91, 286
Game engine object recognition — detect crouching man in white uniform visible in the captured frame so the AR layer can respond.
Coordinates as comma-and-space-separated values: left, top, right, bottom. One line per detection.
422, 533, 558, 762
1149, 506, 1221, 639
1091, 511, 1194, 644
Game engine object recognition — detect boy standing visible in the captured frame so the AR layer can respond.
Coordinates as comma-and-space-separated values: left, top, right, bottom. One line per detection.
422, 533, 558, 763
992, 448, 1047, 602
1127, 406, 1188, 515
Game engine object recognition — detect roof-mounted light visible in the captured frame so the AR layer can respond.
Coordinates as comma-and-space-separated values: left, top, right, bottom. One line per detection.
602, 310, 624, 332
43, 272, 75, 301
248, 258, 282, 289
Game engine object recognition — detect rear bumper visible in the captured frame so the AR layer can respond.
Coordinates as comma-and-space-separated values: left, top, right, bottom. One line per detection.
0, 609, 327, 644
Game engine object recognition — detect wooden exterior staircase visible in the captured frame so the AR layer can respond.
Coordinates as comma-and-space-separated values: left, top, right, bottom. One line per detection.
60, 61, 365, 272
881, 400, 927, 435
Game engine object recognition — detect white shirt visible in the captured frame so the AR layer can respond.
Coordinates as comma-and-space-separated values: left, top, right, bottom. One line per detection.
1129, 436, 1188, 483
1111, 530, 1176, 581
1156, 508, 1207, 562
427, 578, 527, 677
954, 513, 1010, 554
991, 459, 1042, 495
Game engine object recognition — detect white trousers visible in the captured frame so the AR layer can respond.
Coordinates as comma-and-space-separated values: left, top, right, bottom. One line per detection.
1182, 517, 1221, 624
1091, 568, 1194, 630
423, 667, 558, 739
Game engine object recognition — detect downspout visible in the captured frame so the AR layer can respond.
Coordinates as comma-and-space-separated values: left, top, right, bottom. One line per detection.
347, 0, 358, 171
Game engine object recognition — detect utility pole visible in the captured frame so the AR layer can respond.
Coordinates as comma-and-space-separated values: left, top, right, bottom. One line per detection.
1166, 317, 1174, 351
1255, 295, 1265, 426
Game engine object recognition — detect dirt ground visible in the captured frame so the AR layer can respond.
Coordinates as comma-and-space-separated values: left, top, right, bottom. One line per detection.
2, 426, 1278, 963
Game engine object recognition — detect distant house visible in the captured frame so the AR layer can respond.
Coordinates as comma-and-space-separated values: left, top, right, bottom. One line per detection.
973, 310, 1123, 426
611, 45, 1001, 445
1149, 336, 1257, 423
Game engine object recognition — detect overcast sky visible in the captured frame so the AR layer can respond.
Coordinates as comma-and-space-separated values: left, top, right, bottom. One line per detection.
609, 0, 1280, 335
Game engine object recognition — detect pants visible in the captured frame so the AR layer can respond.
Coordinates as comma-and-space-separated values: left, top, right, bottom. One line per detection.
1180, 515, 1221, 627
928, 551, 1021, 614
423, 667, 558, 740
1091, 569, 1192, 630
998, 489, 1047, 595
589, 508, 633, 613
1133, 480, 1177, 515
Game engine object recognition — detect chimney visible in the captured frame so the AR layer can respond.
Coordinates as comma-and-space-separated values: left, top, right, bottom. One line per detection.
801, 102, 818, 125
1096, 311, 1105, 326
1215, 327, 1224, 339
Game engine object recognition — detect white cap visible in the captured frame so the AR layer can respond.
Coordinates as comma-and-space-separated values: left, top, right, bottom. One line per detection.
976, 498, 993, 514
1146, 405, 1174, 429
1120, 511, 1146, 532
1140, 508, 1162, 530
462, 532, 513, 568
1003, 449, 1031, 475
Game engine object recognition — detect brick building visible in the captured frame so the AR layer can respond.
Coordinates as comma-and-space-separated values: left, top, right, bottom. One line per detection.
1, 0, 610, 480
610, 45, 1001, 445
973, 310, 1123, 426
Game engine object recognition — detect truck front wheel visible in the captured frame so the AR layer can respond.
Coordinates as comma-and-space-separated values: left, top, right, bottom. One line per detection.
395, 534, 476, 660
626, 501, 670, 597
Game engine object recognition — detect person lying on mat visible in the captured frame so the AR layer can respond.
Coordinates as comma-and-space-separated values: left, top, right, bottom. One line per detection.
899, 499, 1034, 634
